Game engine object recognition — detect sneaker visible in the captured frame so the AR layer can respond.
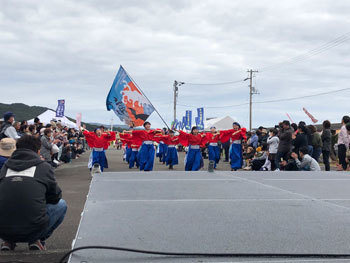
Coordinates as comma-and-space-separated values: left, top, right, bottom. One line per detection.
91, 163, 101, 176
29, 240, 46, 251
1, 241, 16, 251
274, 168, 280, 172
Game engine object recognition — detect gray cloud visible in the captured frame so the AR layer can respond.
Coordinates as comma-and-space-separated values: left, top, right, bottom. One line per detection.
0, 0, 349, 128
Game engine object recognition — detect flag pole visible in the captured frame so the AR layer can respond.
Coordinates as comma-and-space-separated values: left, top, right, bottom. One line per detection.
121, 65, 170, 130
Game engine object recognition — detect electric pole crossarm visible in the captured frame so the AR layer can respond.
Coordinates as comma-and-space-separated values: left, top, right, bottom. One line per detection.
247, 69, 258, 131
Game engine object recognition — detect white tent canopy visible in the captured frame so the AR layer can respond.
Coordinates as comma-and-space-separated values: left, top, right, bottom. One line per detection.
28, 109, 78, 129
204, 116, 235, 131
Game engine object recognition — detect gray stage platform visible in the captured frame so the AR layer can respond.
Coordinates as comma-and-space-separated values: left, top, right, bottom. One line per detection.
69, 171, 350, 263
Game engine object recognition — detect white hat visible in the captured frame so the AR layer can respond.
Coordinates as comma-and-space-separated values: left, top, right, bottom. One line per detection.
0, 138, 16, 157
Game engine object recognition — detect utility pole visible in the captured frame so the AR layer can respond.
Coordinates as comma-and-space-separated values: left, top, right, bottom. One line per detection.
247, 69, 258, 131
173, 80, 178, 123
173, 80, 184, 123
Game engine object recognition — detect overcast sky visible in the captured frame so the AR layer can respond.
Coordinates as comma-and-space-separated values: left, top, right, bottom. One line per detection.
1, 0, 349, 128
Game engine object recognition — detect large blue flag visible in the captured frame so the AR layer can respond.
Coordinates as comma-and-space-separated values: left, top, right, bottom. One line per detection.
106, 66, 155, 127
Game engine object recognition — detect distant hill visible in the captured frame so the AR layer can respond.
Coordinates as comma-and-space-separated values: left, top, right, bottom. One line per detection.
90, 122, 129, 130
0, 103, 98, 130
0, 103, 51, 122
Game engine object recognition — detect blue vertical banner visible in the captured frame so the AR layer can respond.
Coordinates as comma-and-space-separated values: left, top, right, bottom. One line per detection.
56, 99, 65, 117
171, 119, 179, 130
196, 107, 204, 130
180, 116, 186, 130
195, 117, 199, 126
185, 110, 192, 131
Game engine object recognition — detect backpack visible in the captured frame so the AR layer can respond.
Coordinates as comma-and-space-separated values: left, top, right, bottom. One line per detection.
0, 123, 11, 140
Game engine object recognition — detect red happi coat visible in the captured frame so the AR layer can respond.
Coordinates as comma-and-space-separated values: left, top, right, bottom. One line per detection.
205, 132, 220, 143
178, 130, 207, 147
156, 135, 180, 145
131, 129, 161, 143
219, 128, 247, 144
83, 130, 116, 148
119, 133, 133, 148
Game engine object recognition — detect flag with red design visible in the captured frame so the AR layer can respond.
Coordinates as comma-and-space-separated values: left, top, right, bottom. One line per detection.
106, 66, 155, 127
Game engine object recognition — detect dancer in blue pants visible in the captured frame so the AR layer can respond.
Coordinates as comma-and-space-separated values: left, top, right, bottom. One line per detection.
178, 127, 206, 171
220, 122, 247, 171
156, 128, 168, 164
158, 130, 179, 169
205, 126, 221, 169
124, 122, 161, 171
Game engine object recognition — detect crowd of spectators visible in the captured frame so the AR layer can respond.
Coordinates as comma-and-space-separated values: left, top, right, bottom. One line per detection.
0, 112, 86, 169
239, 116, 350, 171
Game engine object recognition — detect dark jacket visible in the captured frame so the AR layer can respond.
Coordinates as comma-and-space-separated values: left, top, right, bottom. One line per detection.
321, 129, 331, 152
278, 127, 294, 153
0, 149, 62, 242
305, 128, 313, 146
312, 132, 322, 149
292, 133, 308, 154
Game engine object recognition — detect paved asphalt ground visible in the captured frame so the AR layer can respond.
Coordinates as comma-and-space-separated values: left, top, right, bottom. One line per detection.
0, 149, 345, 263
0, 149, 222, 263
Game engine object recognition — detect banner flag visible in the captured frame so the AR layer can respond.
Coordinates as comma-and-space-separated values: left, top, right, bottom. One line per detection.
285, 113, 294, 124
302, 108, 318, 123
171, 119, 179, 130
76, 113, 82, 129
179, 116, 186, 130
185, 110, 192, 130
106, 65, 155, 127
196, 107, 204, 130
174, 119, 179, 130
56, 99, 65, 117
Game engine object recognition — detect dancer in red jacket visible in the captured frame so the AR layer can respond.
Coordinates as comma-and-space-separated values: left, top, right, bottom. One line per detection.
83, 128, 116, 172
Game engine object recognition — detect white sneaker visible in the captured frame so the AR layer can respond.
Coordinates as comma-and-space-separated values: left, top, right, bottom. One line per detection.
91, 164, 101, 177
274, 168, 280, 172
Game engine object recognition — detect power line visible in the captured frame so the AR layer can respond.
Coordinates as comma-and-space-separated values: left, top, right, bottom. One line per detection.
176, 87, 350, 109
260, 32, 350, 72
254, 87, 350, 104
177, 102, 249, 109
182, 79, 245, 86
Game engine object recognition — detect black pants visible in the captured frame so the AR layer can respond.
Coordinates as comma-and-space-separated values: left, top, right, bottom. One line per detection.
338, 144, 347, 170
275, 150, 289, 169
223, 141, 230, 161
252, 159, 265, 171
269, 153, 276, 171
322, 150, 330, 171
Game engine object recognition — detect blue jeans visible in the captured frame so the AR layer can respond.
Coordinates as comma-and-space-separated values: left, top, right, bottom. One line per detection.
312, 147, 322, 163
30, 199, 67, 242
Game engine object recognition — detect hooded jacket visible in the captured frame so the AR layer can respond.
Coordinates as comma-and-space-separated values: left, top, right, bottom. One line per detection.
0, 148, 62, 242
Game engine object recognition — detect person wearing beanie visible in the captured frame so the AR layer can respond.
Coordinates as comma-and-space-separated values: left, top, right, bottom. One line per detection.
0, 138, 16, 169
0, 112, 20, 140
